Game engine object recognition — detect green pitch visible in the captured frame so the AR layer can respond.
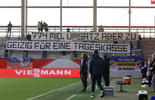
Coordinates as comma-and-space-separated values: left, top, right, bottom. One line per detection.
0, 77, 81, 100
0, 77, 154, 100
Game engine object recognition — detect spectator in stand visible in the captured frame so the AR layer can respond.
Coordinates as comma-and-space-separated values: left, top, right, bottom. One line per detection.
43, 22, 48, 32
40, 21, 44, 32
7, 21, 13, 39
37, 21, 41, 32
4, 43, 8, 58
42, 51, 47, 59
130, 42, 133, 50
24, 33, 31, 57
98, 25, 104, 32
130, 42, 133, 55
137, 35, 142, 49
26, 33, 31, 41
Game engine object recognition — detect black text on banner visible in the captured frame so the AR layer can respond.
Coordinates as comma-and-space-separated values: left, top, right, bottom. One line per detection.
31, 32, 139, 41
6, 41, 130, 53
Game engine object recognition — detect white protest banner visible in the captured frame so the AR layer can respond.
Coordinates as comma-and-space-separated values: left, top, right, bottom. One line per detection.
6, 41, 130, 53
31, 32, 139, 41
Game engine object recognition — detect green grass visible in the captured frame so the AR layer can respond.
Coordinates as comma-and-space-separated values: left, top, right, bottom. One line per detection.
0, 77, 154, 100
95, 78, 155, 100
0, 77, 81, 100
35, 79, 100, 100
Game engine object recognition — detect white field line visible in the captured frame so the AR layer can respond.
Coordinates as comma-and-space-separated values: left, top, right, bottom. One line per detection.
66, 94, 76, 100
87, 85, 92, 89
65, 83, 91, 100
26, 81, 81, 100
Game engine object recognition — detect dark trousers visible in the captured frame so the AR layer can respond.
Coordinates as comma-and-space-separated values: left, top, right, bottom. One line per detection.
104, 77, 109, 86
4, 50, 8, 58
148, 73, 153, 85
141, 70, 147, 78
42, 51, 47, 59
91, 74, 103, 93
80, 73, 87, 90
41, 28, 43, 32
23, 50, 28, 57
7, 29, 11, 39
45, 29, 48, 32
137, 41, 141, 49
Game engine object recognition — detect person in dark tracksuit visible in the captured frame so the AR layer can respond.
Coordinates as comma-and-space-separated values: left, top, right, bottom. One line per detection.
7, 21, 13, 39
89, 50, 104, 98
79, 53, 88, 93
102, 55, 110, 86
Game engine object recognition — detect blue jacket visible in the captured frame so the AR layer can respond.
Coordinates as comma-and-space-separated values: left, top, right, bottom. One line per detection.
89, 54, 104, 75
130, 44, 133, 49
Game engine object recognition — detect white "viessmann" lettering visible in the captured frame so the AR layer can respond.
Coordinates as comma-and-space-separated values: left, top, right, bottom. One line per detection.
15, 69, 71, 77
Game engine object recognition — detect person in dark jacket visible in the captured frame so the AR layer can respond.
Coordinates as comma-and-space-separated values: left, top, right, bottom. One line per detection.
43, 22, 48, 32
7, 21, 13, 39
40, 21, 44, 32
89, 50, 104, 98
102, 55, 110, 86
26, 33, 31, 41
149, 53, 155, 92
79, 53, 88, 93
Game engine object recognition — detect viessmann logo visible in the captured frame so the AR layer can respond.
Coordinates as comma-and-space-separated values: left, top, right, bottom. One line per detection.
15, 69, 71, 77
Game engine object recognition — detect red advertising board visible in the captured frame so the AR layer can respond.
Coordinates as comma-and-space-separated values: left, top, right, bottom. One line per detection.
0, 69, 80, 77
151, 0, 155, 4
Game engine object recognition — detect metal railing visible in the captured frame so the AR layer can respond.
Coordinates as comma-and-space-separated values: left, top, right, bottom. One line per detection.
0, 26, 153, 58
0, 26, 154, 47
0, 26, 155, 38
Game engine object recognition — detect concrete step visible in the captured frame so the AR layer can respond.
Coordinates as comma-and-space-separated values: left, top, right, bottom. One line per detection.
141, 39, 155, 44
141, 46, 155, 49
142, 49, 155, 52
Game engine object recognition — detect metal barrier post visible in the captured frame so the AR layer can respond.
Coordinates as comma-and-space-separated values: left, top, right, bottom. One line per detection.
143, 28, 145, 38
150, 28, 151, 39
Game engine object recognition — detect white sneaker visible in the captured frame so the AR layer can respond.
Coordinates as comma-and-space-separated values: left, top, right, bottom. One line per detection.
100, 91, 104, 97
90, 94, 94, 97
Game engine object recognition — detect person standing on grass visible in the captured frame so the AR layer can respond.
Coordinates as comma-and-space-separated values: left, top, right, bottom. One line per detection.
140, 60, 148, 79
102, 55, 110, 86
89, 50, 104, 98
79, 53, 88, 93
149, 53, 155, 92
